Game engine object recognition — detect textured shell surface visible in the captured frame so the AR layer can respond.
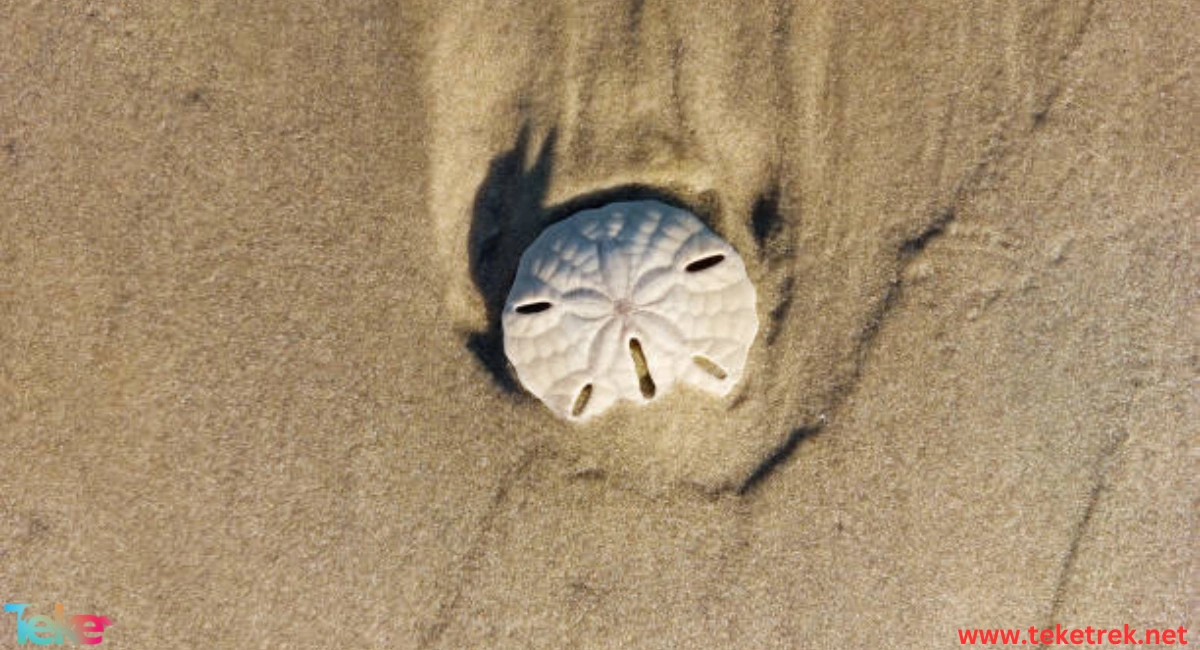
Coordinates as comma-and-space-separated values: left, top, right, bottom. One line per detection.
502, 200, 759, 421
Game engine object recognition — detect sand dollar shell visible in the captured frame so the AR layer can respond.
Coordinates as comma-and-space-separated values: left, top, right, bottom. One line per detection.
502, 200, 759, 421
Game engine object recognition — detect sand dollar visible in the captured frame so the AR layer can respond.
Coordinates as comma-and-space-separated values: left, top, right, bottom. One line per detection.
502, 200, 759, 421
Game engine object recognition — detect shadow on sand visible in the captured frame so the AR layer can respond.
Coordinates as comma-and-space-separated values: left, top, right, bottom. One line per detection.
466, 126, 721, 392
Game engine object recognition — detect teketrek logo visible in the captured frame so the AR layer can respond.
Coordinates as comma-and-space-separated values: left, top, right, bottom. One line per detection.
4, 603, 113, 645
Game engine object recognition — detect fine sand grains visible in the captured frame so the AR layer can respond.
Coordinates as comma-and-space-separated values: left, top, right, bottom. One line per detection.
0, 1, 1193, 648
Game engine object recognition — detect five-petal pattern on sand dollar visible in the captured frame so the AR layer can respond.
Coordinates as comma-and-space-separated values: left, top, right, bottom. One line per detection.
502, 200, 759, 421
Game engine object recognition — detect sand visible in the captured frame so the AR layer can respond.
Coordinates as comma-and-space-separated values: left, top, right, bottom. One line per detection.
1, 1, 1194, 648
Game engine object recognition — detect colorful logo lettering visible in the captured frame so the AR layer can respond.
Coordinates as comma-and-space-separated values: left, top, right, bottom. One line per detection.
4, 603, 112, 645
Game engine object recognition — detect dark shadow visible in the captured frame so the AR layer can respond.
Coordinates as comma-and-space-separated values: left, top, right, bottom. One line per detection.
465, 128, 721, 391
541, 183, 721, 227
749, 178, 793, 345
750, 181, 783, 247
737, 424, 821, 495
765, 274, 795, 346
900, 206, 954, 259
466, 124, 556, 392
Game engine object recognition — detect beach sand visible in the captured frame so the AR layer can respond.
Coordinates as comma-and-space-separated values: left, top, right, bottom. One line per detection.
1, 1, 1194, 648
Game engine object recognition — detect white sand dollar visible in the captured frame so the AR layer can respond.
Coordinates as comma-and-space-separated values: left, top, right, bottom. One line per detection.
502, 200, 759, 421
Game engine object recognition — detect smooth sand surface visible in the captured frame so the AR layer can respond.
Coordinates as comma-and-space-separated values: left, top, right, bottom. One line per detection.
1, 1, 1194, 648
